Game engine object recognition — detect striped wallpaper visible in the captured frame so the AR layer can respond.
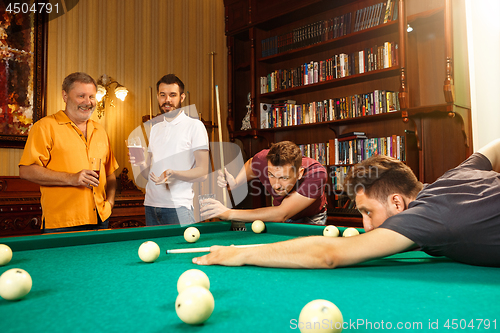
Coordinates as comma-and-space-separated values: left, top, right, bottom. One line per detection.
0, 0, 228, 177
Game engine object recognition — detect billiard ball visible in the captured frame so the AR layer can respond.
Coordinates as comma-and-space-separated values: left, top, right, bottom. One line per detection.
323, 226, 339, 237
177, 269, 210, 293
184, 227, 200, 243
251, 220, 265, 233
175, 285, 215, 325
0, 244, 13, 266
342, 227, 360, 237
138, 241, 161, 263
0, 268, 32, 301
298, 299, 343, 333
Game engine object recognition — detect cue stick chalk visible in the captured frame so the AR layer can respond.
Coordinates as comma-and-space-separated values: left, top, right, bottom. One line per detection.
166, 244, 264, 254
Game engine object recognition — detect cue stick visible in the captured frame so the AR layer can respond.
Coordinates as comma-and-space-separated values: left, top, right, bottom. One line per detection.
207, 52, 216, 213
215, 86, 243, 231
166, 243, 264, 254
215, 85, 227, 207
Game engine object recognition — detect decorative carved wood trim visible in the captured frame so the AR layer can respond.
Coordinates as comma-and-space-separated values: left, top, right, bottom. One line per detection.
249, 28, 257, 129
119, 168, 140, 192
108, 219, 146, 229
443, 0, 455, 103
398, 0, 409, 109
0, 216, 42, 236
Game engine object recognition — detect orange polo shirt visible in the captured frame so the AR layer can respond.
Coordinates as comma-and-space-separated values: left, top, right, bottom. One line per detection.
19, 111, 119, 229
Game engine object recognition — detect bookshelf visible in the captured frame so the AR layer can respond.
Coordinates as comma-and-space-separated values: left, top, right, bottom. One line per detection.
223, 0, 471, 226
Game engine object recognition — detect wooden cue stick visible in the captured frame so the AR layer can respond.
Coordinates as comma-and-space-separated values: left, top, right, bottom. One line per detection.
215, 85, 228, 207
166, 243, 264, 254
209, 52, 216, 206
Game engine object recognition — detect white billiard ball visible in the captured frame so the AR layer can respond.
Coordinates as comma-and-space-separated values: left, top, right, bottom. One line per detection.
323, 226, 339, 237
342, 227, 360, 237
251, 220, 265, 233
298, 299, 343, 333
175, 285, 215, 325
184, 227, 200, 243
138, 241, 160, 263
0, 244, 13, 266
177, 269, 210, 293
0, 268, 32, 301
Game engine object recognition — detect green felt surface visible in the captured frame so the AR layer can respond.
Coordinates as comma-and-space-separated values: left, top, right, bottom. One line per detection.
1, 223, 499, 333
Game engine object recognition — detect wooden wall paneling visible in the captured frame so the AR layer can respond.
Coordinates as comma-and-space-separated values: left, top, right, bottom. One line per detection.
450, 0, 470, 110
227, 36, 235, 133
406, 8, 446, 108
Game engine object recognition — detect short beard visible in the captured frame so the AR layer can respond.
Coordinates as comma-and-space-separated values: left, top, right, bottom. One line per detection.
159, 102, 182, 118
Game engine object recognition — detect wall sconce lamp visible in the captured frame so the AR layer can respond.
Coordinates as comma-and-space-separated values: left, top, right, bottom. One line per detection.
95, 74, 128, 119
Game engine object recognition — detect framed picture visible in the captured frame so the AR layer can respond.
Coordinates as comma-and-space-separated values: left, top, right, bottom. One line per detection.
0, 5, 47, 148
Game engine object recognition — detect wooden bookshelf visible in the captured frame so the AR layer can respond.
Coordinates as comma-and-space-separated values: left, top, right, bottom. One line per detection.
223, 0, 471, 226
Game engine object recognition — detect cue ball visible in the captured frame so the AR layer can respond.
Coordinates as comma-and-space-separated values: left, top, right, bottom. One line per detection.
323, 226, 339, 237
0, 244, 13, 266
251, 220, 265, 233
184, 227, 200, 243
342, 228, 360, 237
298, 299, 343, 333
175, 286, 215, 325
0, 268, 32, 301
177, 269, 210, 293
138, 241, 161, 263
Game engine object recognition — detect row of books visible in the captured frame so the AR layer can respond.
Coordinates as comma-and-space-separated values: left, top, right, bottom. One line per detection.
353, 0, 398, 33
298, 142, 328, 166
297, 132, 406, 169
260, 42, 398, 94
259, 90, 400, 129
260, 0, 399, 58
329, 134, 406, 191
329, 133, 406, 166
261, 12, 352, 58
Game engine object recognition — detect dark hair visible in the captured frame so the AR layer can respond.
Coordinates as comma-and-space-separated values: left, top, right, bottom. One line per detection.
62, 72, 97, 93
266, 141, 302, 172
344, 155, 423, 202
156, 74, 185, 94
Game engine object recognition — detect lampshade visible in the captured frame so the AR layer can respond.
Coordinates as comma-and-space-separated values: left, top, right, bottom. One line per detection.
96, 85, 106, 102
114, 86, 128, 101
95, 74, 128, 119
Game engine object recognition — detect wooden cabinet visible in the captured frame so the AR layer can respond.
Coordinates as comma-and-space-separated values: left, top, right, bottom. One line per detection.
0, 174, 146, 237
224, 0, 471, 225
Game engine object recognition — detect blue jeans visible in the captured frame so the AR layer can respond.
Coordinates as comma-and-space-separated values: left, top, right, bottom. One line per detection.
145, 206, 195, 226
43, 214, 109, 233
286, 209, 327, 225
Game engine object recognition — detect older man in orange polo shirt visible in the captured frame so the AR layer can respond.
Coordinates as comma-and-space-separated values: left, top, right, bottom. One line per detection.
19, 72, 119, 232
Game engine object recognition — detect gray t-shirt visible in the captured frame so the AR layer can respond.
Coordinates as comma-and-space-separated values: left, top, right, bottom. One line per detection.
381, 153, 500, 266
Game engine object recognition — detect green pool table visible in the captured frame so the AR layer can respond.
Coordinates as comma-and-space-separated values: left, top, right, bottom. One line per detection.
1, 222, 499, 332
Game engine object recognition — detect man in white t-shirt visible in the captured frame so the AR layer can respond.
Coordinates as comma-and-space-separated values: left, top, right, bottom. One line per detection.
131, 74, 209, 225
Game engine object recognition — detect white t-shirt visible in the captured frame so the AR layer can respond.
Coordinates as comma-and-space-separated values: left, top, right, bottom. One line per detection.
144, 111, 209, 208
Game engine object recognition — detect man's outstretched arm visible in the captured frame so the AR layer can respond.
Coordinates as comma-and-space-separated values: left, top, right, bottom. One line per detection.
192, 228, 416, 269
200, 191, 316, 223
478, 138, 500, 173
